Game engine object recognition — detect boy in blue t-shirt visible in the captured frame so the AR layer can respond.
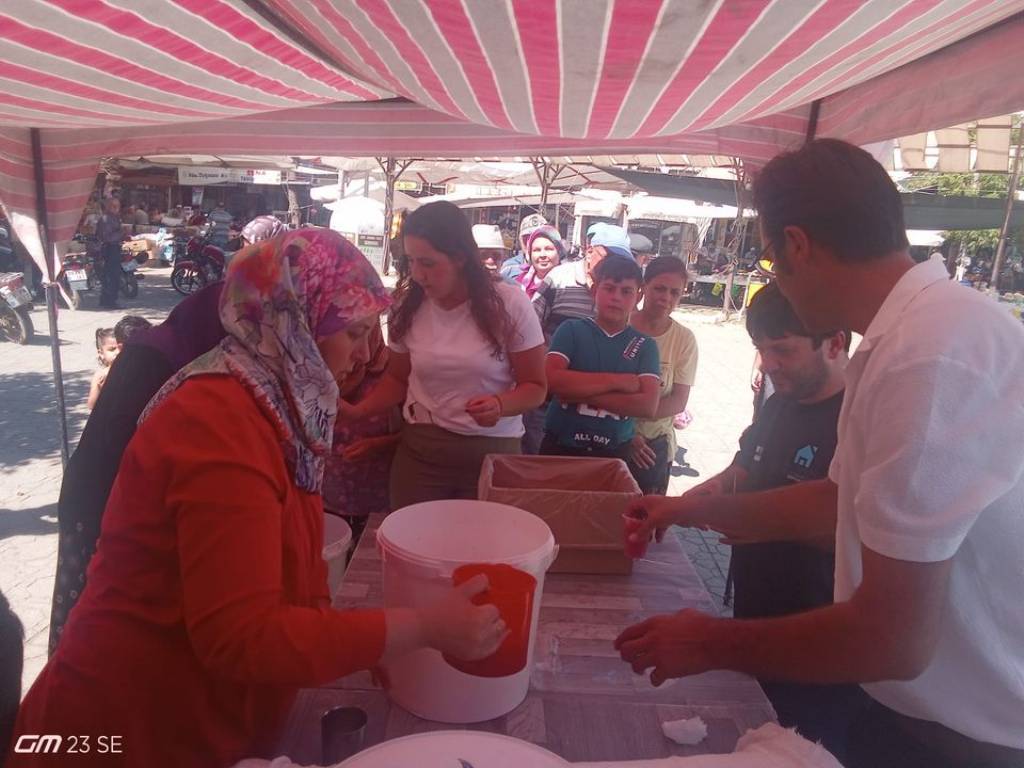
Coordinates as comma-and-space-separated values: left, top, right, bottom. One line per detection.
541, 257, 660, 466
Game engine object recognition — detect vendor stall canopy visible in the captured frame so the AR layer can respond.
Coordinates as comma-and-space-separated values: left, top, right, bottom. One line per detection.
2, 0, 1024, 273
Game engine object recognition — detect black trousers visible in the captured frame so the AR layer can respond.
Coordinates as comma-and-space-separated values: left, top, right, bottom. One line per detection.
846, 696, 1024, 768
100, 243, 121, 306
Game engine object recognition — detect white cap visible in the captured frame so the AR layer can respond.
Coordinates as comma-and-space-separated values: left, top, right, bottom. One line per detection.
472, 224, 506, 250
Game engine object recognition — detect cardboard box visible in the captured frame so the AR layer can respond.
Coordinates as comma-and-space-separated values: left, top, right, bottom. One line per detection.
478, 454, 641, 575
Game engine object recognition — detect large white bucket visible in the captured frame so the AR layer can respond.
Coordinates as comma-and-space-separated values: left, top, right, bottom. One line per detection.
377, 500, 557, 723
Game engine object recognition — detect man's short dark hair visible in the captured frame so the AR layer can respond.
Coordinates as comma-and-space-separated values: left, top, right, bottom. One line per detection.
593, 255, 642, 287
753, 138, 909, 262
747, 282, 850, 351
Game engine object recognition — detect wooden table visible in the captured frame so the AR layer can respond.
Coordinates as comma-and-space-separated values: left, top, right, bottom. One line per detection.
276, 515, 775, 764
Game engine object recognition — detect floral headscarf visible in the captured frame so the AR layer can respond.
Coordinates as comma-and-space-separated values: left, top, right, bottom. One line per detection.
141, 229, 392, 492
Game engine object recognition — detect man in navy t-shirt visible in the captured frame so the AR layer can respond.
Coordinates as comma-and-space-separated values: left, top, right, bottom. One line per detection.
541, 257, 660, 469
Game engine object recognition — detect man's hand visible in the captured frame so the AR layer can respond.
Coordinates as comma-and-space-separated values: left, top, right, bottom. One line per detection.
624, 495, 696, 543
614, 609, 719, 686
629, 435, 657, 469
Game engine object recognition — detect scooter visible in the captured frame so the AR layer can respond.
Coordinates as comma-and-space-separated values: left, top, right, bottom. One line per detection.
0, 272, 34, 344
171, 236, 226, 296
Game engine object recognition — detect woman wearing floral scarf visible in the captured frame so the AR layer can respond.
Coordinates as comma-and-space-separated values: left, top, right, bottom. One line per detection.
9, 230, 507, 768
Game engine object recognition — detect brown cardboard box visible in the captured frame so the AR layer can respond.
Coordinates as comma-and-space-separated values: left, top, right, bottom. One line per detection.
478, 454, 641, 575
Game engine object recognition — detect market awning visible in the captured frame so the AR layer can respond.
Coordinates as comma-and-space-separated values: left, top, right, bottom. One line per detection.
609, 169, 1024, 231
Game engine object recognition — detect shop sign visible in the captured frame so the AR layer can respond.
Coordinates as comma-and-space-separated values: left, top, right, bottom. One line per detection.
177, 166, 283, 186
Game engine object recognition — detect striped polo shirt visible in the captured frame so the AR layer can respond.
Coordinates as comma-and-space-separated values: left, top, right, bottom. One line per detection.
531, 260, 595, 340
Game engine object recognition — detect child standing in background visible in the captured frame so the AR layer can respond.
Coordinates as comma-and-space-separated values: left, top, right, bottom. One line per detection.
541, 256, 661, 481
87, 328, 118, 409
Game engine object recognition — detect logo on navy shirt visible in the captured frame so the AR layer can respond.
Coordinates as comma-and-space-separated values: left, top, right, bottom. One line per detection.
622, 336, 644, 360
793, 445, 818, 469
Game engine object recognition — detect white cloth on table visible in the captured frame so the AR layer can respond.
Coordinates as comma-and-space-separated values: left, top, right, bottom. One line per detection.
234, 724, 840, 768
574, 723, 842, 768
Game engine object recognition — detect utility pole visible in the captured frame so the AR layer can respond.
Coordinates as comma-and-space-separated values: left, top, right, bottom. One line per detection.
990, 118, 1023, 291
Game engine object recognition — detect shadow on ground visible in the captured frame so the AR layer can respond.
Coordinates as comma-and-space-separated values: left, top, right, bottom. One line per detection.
0, 502, 58, 540
0, 369, 90, 471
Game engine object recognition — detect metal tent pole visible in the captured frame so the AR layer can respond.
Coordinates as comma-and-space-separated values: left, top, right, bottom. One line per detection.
30, 127, 70, 466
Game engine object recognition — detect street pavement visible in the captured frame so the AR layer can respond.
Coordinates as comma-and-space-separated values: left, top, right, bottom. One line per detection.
0, 269, 755, 696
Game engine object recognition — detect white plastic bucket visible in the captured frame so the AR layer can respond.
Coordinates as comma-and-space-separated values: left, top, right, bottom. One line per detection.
377, 500, 557, 723
322, 513, 352, 600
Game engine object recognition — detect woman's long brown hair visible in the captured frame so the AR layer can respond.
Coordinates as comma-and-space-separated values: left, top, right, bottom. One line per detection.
390, 201, 515, 357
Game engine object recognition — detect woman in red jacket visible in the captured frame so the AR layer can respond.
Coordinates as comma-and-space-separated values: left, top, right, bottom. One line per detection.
9, 230, 506, 767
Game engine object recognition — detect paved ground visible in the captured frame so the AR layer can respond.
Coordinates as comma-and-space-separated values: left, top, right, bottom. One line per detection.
0, 271, 754, 695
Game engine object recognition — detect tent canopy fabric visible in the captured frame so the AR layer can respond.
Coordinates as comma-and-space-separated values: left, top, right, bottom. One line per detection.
2, 1, 1024, 275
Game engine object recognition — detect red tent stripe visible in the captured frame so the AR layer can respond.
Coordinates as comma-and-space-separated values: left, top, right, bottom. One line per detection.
426, 0, 514, 130
586, 0, 664, 138
512, 0, 561, 136
0, 90, 165, 125
0, 61, 222, 120
689, 0, 884, 131
808, 0, 1010, 110
301, 0, 406, 94
0, 15, 280, 113
637, 2, 767, 137
174, 0, 383, 100
354, 0, 469, 121
741, 0, 968, 121
43, 0, 361, 103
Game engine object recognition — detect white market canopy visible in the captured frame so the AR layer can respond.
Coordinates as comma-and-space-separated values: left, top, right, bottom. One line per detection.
2, 0, 1024, 276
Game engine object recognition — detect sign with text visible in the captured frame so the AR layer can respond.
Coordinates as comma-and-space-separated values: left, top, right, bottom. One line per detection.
177, 167, 283, 186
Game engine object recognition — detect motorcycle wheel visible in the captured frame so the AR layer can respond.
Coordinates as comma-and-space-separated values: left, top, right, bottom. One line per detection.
0, 305, 33, 344
171, 265, 204, 296
121, 273, 139, 299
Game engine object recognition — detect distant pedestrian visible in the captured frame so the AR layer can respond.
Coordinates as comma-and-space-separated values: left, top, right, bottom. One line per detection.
207, 201, 233, 249
95, 198, 123, 309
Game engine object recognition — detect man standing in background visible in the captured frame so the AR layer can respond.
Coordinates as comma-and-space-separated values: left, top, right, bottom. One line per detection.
95, 198, 123, 309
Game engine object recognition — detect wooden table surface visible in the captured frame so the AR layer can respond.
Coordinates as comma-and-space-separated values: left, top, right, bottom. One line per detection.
276, 514, 775, 764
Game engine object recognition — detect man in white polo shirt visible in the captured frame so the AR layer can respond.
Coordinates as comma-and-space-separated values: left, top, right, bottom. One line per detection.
617, 139, 1024, 767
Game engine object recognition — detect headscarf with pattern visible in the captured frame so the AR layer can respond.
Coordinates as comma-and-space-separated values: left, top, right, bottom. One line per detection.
141, 228, 392, 492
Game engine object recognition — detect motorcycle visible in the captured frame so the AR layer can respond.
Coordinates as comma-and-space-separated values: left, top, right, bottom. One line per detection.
0, 272, 34, 344
65, 237, 144, 305
171, 236, 226, 296
59, 252, 90, 309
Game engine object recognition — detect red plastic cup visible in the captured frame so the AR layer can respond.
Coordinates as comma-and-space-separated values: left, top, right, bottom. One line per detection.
623, 513, 649, 559
443, 563, 537, 678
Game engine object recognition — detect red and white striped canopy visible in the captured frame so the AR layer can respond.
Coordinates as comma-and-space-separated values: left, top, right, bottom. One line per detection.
2, 0, 1024, 271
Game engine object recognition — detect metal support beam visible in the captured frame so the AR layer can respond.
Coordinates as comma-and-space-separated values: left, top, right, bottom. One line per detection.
30, 128, 70, 466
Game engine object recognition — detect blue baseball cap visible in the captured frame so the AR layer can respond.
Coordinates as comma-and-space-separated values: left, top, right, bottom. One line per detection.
589, 224, 634, 260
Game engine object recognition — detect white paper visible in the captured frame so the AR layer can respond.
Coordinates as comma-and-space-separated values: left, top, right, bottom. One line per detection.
661, 716, 708, 746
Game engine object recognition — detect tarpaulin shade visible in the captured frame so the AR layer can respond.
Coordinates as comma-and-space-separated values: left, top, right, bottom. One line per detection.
2, 1, 1024, 274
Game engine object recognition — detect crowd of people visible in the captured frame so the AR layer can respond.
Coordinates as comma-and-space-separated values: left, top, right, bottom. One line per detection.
1, 139, 1022, 768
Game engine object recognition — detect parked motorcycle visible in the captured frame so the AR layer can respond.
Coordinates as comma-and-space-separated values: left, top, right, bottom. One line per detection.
0, 272, 34, 344
59, 252, 90, 309
171, 236, 226, 296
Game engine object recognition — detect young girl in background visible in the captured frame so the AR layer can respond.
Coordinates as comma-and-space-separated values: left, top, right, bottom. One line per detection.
87, 328, 119, 409
628, 257, 699, 494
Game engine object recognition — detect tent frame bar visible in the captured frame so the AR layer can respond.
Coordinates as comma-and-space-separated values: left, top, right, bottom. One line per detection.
30, 127, 70, 466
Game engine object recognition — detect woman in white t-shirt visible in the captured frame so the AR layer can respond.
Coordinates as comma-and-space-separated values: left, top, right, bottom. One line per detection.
345, 201, 547, 509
